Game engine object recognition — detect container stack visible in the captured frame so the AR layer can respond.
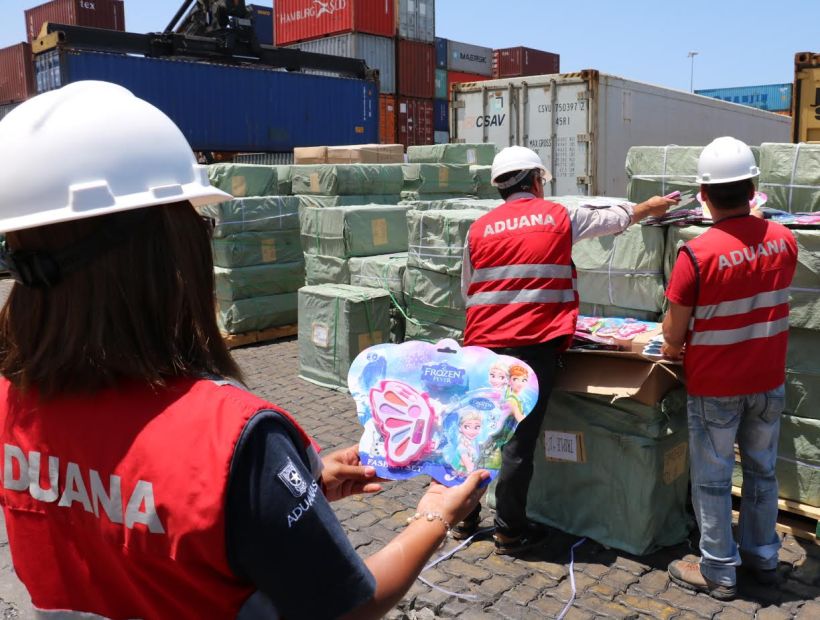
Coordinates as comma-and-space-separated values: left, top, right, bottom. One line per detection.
434, 37, 493, 144
201, 163, 303, 337
25, 0, 125, 43
0, 43, 35, 119
491, 46, 560, 78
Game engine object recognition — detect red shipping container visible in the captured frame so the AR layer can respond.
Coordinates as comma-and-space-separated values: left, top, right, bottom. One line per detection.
275, 0, 394, 46
0, 43, 35, 105
26, 0, 126, 43
397, 97, 433, 148
447, 71, 490, 97
492, 47, 560, 78
397, 39, 434, 99
379, 94, 397, 144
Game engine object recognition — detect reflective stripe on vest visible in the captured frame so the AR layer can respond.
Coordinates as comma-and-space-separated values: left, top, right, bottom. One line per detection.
692, 288, 790, 320
466, 287, 576, 308
690, 315, 790, 346
470, 263, 574, 283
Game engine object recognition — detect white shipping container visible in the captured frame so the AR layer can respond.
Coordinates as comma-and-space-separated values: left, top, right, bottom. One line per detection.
451, 70, 791, 197
397, 0, 435, 43
285, 33, 395, 94
447, 40, 493, 76
434, 130, 449, 144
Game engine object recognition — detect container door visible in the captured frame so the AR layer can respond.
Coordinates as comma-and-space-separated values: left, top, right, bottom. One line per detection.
794, 62, 820, 143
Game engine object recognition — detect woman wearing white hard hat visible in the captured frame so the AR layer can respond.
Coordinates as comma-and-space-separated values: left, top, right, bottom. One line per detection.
0, 81, 487, 619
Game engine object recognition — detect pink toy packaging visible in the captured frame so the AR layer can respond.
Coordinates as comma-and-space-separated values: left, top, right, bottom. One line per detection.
347, 339, 539, 487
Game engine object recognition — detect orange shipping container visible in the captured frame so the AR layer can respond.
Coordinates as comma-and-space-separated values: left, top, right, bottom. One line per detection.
25, 0, 125, 43
0, 43, 35, 104
379, 94, 397, 144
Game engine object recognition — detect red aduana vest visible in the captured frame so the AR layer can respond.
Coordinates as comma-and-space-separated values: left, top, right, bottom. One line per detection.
682, 216, 797, 396
0, 377, 319, 619
464, 197, 578, 348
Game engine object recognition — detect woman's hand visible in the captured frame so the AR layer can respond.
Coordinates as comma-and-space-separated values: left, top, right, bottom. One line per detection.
321, 445, 384, 502
415, 470, 490, 526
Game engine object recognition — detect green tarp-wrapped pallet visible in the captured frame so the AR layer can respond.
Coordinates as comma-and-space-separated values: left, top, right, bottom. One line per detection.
403, 266, 464, 316
406, 143, 497, 165
404, 317, 463, 344
214, 263, 305, 301
786, 328, 820, 421
200, 197, 300, 238
291, 164, 405, 196
578, 302, 660, 322
407, 208, 485, 275
212, 231, 303, 268
733, 413, 820, 508
304, 254, 349, 286
400, 192, 476, 202
348, 253, 407, 297
208, 163, 279, 198
400, 197, 501, 212
525, 390, 692, 556
271, 165, 293, 196
758, 143, 820, 213
471, 165, 497, 198
573, 224, 667, 314
401, 164, 476, 195
217, 292, 299, 334
296, 194, 401, 209
300, 205, 410, 258
298, 284, 391, 390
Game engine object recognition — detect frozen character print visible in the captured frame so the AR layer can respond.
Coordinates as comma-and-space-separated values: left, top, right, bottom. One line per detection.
505, 364, 530, 423
443, 407, 484, 476
487, 362, 510, 398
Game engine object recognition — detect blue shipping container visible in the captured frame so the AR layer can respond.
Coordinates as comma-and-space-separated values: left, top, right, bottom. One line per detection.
435, 37, 448, 70
695, 83, 792, 113
434, 99, 448, 132
248, 3, 274, 46
35, 49, 378, 152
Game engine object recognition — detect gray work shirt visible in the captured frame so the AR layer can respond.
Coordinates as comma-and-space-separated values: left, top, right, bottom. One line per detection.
461, 192, 635, 301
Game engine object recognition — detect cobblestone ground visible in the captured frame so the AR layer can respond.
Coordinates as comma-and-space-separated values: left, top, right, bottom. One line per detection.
0, 276, 818, 617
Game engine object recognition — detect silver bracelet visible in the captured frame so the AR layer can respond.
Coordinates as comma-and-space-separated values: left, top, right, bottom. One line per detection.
406, 511, 451, 537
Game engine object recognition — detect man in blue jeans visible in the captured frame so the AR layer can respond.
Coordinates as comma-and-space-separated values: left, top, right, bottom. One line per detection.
662, 137, 797, 599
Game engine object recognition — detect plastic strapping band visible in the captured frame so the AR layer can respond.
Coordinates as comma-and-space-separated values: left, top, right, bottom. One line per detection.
418, 526, 496, 601
556, 538, 587, 620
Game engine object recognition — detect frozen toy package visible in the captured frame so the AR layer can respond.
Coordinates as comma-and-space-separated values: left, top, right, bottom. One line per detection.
348, 339, 539, 487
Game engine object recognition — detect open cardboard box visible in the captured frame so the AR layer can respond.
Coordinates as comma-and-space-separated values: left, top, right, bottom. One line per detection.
555, 326, 684, 406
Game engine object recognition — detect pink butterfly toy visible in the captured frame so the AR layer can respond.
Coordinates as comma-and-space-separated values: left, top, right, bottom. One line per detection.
370, 380, 436, 467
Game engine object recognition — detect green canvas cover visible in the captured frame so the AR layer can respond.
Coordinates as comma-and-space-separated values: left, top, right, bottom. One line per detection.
296, 194, 401, 209
786, 328, 820, 421
214, 262, 305, 301
207, 163, 278, 197
406, 143, 497, 165
271, 165, 293, 195
199, 196, 300, 238
733, 414, 820, 508
471, 165, 497, 198
400, 192, 476, 202
291, 164, 404, 196
407, 208, 485, 275
572, 224, 667, 313
525, 389, 692, 556
758, 143, 820, 213
577, 303, 661, 322
402, 266, 464, 314
401, 164, 476, 195
298, 284, 391, 390
217, 292, 298, 334
666, 227, 820, 332
300, 205, 410, 258
348, 253, 407, 297
404, 317, 463, 344
211, 230, 303, 268
304, 254, 349, 286
399, 197, 501, 211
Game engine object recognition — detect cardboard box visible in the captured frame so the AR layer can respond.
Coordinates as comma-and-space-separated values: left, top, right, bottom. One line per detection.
293, 146, 328, 164
295, 144, 405, 165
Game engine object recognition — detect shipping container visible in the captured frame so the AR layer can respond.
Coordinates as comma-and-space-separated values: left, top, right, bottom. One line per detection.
396, 0, 435, 43
435, 36, 447, 69
434, 98, 448, 132
793, 52, 820, 143
25, 0, 125, 43
492, 46, 559, 78
695, 83, 792, 113
36, 49, 379, 152
397, 97, 433, 147
445, 40, 493, 76
397, 39, 434, 99
274, 0, 394, 46
0, 43, 35, 104
452, 70, 791, 196
379, 93, 397, 144
285, 33, 395, 93
248, 3, 274, 46
447, 70, 489, 96
434, 68, 447, 99
434, 130, 449, 144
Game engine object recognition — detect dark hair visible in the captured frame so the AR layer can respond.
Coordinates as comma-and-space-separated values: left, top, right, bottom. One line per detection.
701, 179, 755, 211
496, 169, 539, 199
0, 202, 242, 397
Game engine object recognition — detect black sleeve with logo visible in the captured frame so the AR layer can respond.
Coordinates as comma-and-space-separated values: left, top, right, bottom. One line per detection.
226, 411, 376, 619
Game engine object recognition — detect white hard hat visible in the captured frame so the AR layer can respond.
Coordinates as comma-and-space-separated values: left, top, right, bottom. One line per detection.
696, 136, 760, 184
0, 81, 230, 234
490, 146, 552, 188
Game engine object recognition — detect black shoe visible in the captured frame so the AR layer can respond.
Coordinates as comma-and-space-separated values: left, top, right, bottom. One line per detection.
749, 567, 778, 585
493, 523, 552, 555
451, 515, 481, 541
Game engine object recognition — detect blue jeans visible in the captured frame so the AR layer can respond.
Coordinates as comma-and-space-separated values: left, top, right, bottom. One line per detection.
687, 385, 784, 587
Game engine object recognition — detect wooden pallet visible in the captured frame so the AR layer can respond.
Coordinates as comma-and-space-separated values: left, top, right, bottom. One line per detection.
731, 485, 819, 545
222, 324, 297, 349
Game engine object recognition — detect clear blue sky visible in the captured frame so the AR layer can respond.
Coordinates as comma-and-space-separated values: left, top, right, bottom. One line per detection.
1, 0, 817, 92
